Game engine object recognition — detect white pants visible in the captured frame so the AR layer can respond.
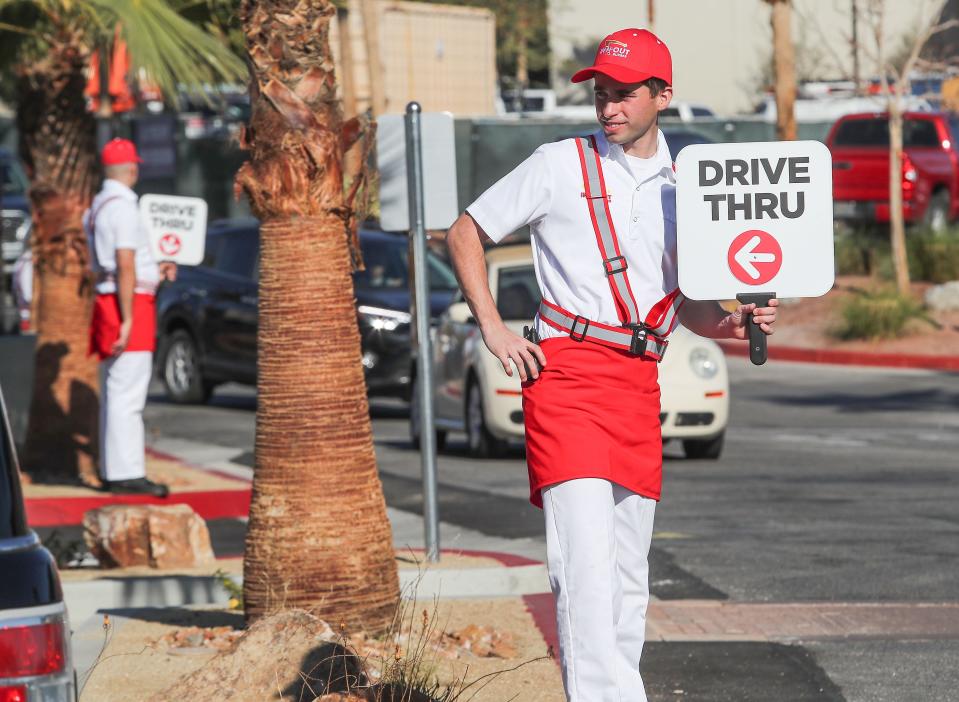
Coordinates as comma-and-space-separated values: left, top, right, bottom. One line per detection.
543, 478, 657, 702
99, 351, 152, 482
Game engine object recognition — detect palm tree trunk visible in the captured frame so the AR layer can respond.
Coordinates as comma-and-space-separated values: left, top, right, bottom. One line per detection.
17, 40, 100, 485
237, 0, 399, 631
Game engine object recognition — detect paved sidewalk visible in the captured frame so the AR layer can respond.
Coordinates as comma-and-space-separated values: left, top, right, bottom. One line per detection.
647, 601, 959, 642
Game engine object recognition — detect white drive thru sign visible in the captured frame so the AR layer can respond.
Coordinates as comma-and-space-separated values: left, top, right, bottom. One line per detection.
139, 194, 208, 266
675, 141, 834, 301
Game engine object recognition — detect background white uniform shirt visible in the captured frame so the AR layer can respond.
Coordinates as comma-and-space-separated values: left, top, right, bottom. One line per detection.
467, 129, 677, 341
84, 179, 160, 295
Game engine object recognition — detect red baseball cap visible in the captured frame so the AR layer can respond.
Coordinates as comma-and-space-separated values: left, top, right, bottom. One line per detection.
571, 28, 672, 86
100, 138, 142, 166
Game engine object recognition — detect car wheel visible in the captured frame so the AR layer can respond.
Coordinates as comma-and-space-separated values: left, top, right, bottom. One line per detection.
160, 329, 212, 404
409, 378, 447, 452
683, 431, 725, 460
924, 190, 950, 234
466, 378, 507, 459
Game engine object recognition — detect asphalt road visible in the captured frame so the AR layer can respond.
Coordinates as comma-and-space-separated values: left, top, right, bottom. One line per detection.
144, 357, 959, 701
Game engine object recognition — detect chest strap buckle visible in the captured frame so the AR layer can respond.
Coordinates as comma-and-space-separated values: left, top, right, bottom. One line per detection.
604, 256, 628, 276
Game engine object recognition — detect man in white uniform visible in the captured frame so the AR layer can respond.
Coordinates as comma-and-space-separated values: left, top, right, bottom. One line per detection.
86, 138, 175, 496
446, 29, 779, 701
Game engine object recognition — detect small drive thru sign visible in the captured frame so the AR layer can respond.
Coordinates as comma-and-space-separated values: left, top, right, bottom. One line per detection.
676, 140, 834, 300
139, 194, 208, 266
675, 140, 834, 363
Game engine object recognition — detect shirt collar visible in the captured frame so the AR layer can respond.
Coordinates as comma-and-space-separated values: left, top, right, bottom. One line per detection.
101, 179, 138, 201
591, 128, 676, 185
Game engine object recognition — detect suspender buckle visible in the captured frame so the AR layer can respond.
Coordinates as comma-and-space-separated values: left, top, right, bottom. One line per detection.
626, 323, 649, 356
570, 315, 590, 342
604, 255, 628, 276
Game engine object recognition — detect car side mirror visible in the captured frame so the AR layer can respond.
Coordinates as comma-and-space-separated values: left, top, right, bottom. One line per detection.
447, 301, 475, 325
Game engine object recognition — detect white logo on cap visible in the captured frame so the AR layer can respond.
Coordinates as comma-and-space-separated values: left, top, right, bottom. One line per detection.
599, 39, 631, 59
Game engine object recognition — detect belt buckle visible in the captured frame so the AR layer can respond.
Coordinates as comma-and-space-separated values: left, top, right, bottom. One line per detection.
626, 323, 648, 356
570, 315, 590, 342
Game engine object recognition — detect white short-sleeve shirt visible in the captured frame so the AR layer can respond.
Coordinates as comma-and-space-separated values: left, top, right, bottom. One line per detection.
466, 129, 678, 342
83, 179, 160, 295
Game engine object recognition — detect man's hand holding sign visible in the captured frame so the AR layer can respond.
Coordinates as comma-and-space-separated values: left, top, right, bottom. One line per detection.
676, 141, 834, 364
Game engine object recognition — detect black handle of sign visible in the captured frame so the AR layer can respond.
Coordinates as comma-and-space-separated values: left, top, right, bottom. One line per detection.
736, 292, 775, 366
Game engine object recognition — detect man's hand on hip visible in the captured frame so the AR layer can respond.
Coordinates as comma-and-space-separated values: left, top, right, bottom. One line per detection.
112, 319, 133, 356
481, 322, 547, 382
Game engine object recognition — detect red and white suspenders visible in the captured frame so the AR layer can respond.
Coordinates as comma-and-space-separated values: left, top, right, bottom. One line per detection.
536, 135, 685, 362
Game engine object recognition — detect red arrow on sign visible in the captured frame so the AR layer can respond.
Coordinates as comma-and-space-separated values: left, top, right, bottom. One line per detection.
159, 233, 182, 256
727, 229, 782, 286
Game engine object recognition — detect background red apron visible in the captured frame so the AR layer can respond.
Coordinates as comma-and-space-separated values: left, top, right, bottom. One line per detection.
89, 293, 157, 360
522, 337, 663, 508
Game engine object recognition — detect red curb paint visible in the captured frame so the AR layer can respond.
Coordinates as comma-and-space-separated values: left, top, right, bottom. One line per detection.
522, 592, 560, 667
404, 548, 542, 568
25, 489, 251, 527
718, 341, 959, 372
145, 447, 251, 484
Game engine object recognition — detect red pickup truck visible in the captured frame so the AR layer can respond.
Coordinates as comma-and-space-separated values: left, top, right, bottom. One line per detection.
826, 111, 959, 232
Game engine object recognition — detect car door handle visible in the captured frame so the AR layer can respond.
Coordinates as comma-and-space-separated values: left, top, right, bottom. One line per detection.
833, 161, 852, 170
241, 295, 258, 306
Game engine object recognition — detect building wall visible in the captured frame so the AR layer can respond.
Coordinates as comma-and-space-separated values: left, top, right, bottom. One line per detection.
548, 0, 926, 115
331, 0, 497, 117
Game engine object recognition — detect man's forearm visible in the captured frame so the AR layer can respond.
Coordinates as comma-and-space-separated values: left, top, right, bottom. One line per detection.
678, 299, 732, 339
115, 249, 136, 325
446, 214, 503, 333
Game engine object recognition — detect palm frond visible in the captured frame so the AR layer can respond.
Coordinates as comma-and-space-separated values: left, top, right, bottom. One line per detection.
85, 0, 245, 97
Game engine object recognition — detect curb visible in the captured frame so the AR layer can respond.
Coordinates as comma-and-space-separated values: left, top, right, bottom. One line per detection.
718, 340, 959, 372
63, 553, 550, 631
25, 488, 251, 527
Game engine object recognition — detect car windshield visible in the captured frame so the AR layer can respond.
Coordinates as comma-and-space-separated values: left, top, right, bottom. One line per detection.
1, 157, 28, 196
355, 235, 459, 291
833, 117, 941, 147
497, 264, 540, 320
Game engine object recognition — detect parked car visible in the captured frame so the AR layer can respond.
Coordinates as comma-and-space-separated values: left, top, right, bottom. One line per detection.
155, 220, 459, 403
0, 149, 31, 275
827, 111, 959, 232
414, 244, 730, 459
750, 94, 932, 123
0, 383, 75, 700
660, 101, 717, 122
662, 128, 714, 160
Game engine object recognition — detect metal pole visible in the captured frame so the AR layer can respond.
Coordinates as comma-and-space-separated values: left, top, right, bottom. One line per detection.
405, 102, 440, 562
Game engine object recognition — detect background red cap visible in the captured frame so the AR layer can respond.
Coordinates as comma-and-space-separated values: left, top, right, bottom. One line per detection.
100, 138, 142, 166
571, 28, 672, 86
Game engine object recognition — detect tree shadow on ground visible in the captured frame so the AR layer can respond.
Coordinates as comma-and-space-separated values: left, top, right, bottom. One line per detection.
101, 606, 244, 629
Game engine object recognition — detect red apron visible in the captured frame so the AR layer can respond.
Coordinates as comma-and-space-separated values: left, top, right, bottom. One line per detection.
89, 293, 157, 360
522, 338, 662, 508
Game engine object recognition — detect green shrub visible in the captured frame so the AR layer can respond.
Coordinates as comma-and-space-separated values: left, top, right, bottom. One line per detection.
907, 229, 959, 283
836, 289, 924, 340
834, 230, 890, 276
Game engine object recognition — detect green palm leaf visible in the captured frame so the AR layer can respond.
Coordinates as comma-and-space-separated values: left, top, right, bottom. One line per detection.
0, 0, 245, 98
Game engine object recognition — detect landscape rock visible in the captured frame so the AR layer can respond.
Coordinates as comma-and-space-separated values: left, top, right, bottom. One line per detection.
150, 610, 350, 702
82, 504, 215, 569
925, 281, 959, 311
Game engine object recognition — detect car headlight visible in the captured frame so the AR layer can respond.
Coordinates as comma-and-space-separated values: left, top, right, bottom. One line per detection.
689, 347, 719, 379
358, 305, 412, 332
16, 213, 31, 241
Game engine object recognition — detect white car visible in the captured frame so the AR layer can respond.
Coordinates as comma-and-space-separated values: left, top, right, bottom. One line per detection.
413, 244, 730, 459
